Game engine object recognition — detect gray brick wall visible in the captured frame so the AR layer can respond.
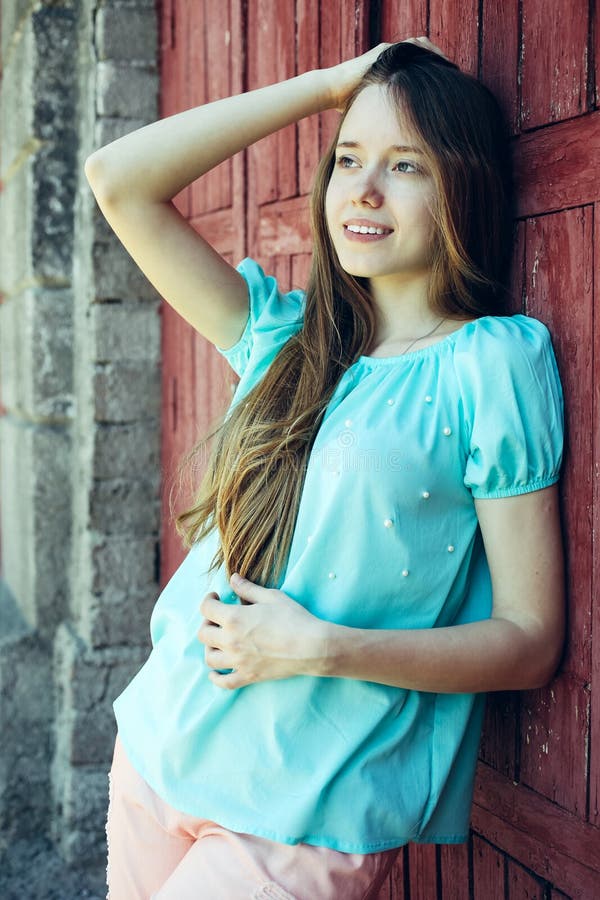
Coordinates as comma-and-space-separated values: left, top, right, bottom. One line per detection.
0, 0, 162, 886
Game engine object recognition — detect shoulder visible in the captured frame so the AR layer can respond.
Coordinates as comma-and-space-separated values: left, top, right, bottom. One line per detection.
451, 313, 563, 416
453, 313, 553, 359
452, 313, 559, 385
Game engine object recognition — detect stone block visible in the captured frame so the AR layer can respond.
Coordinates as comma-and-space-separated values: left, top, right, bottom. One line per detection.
94, 115, 154, 152
0, 620, 52, 841
89, 476, 160, 534
30, 424, 72, 633
93, 360, 161, 421
93, 303, 160, 362
32, 6, 78, 143
92, 235, 163, 302
0, 418, 72, 635
92, 422, 160, 478
0, 287, 73, 419
96, 5, 158, 62
52, 624, 150, 767
90, 534, 158, 595
96, 61, 158, 119
85, 587, 157, 649
27, 288, 74, 418
32, 141, 77, 281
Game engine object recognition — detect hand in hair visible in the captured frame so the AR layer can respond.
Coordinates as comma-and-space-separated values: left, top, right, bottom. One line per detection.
326, 42, 392, 111
326, 37, 452, 112
400, 35, 452, 62
197, 575, 328, 690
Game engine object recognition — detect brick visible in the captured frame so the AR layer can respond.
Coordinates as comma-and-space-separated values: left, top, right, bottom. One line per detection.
89, 477, 160, 534
92, 421, 160, 477
93, 303, 160, 362
92, 236, 163, 302
90, 534, 158, 594
93, 360, 160, 422
96, 61, 158, 119
96, 6, 158, 62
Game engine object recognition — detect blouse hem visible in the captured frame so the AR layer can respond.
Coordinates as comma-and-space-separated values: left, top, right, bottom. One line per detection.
114, 725, 465, 855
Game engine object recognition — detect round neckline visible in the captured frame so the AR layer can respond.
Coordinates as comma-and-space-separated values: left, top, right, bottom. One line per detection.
356, 316, 485, 365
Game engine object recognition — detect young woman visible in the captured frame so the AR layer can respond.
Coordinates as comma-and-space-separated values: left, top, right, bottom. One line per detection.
85, 37, 565, 900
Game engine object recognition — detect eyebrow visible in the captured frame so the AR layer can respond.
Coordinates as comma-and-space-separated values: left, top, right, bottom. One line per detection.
336, 140, 424, 155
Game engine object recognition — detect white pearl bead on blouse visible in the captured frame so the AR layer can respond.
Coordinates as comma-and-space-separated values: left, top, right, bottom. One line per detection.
425, 395, 432, 403
387, 398, 395, 405
443, 426, 452, 436
383, 518, 393, 528
422, 491, 430, 499
328, 572, 336, 579
402, 569, 409, 577
448, 545, 455, 553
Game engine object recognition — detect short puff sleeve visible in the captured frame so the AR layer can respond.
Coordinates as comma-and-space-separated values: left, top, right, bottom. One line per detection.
214, 258, 305, 380
455, 315, 564, 499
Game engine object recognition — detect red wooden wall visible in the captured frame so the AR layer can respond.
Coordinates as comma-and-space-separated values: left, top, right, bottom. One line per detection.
158, 0, 600, 895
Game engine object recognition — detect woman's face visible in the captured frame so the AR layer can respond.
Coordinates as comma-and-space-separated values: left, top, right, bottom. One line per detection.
325, 84, 438, 281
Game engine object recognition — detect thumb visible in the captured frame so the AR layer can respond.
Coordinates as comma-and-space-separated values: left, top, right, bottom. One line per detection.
229, 572, 264, 603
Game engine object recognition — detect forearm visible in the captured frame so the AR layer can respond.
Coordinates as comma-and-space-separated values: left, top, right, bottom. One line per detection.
85, 69, 332, 204
317, 617, 557, 693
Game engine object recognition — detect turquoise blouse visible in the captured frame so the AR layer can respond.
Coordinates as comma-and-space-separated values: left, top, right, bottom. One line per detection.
113, 257, 564, 852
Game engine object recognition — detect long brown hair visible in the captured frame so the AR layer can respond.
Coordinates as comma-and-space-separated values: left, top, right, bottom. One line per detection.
171, 41, 515, 588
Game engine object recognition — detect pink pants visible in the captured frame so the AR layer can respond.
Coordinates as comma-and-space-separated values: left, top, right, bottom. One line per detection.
105, 733, 399, 899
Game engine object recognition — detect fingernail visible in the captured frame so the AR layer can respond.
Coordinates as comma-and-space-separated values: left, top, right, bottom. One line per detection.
230, 572, 241, 585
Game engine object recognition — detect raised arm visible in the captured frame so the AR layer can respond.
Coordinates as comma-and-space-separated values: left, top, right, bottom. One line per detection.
83, 44, 389, 349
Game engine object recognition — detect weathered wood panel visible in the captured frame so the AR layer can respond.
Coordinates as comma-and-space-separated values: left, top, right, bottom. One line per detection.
161, 0, 600, 894
520, 0, 589, 129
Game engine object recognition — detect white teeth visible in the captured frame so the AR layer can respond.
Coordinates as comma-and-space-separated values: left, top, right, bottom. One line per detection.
346, 224, 389, 235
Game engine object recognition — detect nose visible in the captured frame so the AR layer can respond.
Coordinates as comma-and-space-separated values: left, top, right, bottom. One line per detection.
351, 170, 384, 207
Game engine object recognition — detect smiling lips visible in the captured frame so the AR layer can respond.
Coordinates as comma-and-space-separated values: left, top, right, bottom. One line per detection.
343, 220, 394, 242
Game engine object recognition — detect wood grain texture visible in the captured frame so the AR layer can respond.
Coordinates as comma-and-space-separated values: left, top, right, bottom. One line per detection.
591, 201, 600, 830
520, 0, 589, 129
160, 2, 600, 896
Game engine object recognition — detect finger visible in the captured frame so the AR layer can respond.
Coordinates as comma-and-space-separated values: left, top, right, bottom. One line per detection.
200, 593, 232, 624
230, 573, 270, 604
205, 646, 229, 669
207, 668, 244, 690
197, 621, 224, 647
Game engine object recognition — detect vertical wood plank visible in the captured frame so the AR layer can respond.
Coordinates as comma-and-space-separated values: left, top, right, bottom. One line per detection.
520, 677, 589, 818
472, 835, 505, 900
202, 0, 233, 212
388, 845, 409, 900
521, 207, 593, 820
297, 0, 321, 195
407, 843, 439, 899
480, 0, 520, 135
290, 252, 312, 290
524, 207, 593, 681
247, 0, 279, 207
439, 840, 471, 900
274, 0, 298, 200
318, 0, 343, 155
429, 0, 478, 77
380, 0, 427, 43
520, 0, 589, 130
479, 692, 518, 780
506, 858, 546, 899
590, 200, 600, 828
